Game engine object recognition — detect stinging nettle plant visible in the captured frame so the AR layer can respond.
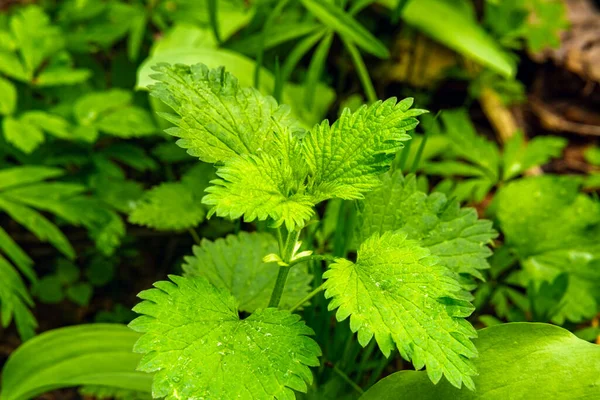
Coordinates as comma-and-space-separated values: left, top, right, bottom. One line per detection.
128, 62, 497, 399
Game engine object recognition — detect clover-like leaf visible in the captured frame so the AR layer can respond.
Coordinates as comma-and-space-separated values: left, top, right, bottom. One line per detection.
323, 231, 477, 390
355, 173, 496, 280
129, 275, 321, 399
129, 182, 205, 231
183, 232, 312, 312
304, 98, 426, 201
148, 63, 300, 163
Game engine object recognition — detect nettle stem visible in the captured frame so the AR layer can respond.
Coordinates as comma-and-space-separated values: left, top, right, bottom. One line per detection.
268, 228, 301, 308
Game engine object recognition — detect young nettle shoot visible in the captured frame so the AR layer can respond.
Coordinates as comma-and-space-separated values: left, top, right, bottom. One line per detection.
128, 63, 496, 399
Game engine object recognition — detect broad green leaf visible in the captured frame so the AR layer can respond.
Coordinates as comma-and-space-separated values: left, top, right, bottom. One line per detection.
305, 98, 426, 201
137, 49, 335, 127
361, 323, 600, 399
378, 0, 515, 77
203, 153, 316, 230
129, 275, 321, 399
324, 231, 477, 389
300, 0, 389, 59
495, 176, 600, 323
147, 62, 299, 163
355, 173, 496, 280
0, 75, 16, 115
183, 232, 312, 311
2, 116, 45, 154
129, 182, 205, 231
502, 131, 567, 180
0, 324, 152, 400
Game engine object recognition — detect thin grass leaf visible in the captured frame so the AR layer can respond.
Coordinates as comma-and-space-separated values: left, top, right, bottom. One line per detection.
305, 32, 334, 110
301, 0, 390, 59
341, 37, 377, 103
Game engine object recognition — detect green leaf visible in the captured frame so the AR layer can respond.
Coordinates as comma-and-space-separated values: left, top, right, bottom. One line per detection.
148, 63, 299, 163
0, 324, 152, 400
0, 254, 36, 340
21, 111, 73, 140
90, 175, 144, 214
300, 0, 390, 59
585, 146, 600, 166
379, 0, 515, 77
33, 275, 65, 304
10, 5, 64, 74
56, 259, 80, 285
183, 232, 312, 312
421, 109, 500, 202
74, 89, 132, 125
0, 75, 17, 115
485, 0, 569, 53
101, 144, 159, 172
204, 153, 316, 230
2, 116, 45, 154
355, 173, 497, 280
305, 98, 426, 201
502, 131, 567, 180
0, 197, 75, 259
495, 176, 600, 323
0, 226, 34, 281
0, 166, 63, 191
0, 49, 29, 81
129, 182, 205, 231
323, 231, 477, 389
361, 323, 600, 399
129, 275, 321, 399
96, 106, 156, 138
66, 282, 93, 306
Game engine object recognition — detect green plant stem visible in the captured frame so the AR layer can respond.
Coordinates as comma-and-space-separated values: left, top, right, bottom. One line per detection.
268, 266, 291, 308
289, 283, 326, 312
332, 364, 364, 394
188, 228, 201, 245
267, 228, 300, 308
